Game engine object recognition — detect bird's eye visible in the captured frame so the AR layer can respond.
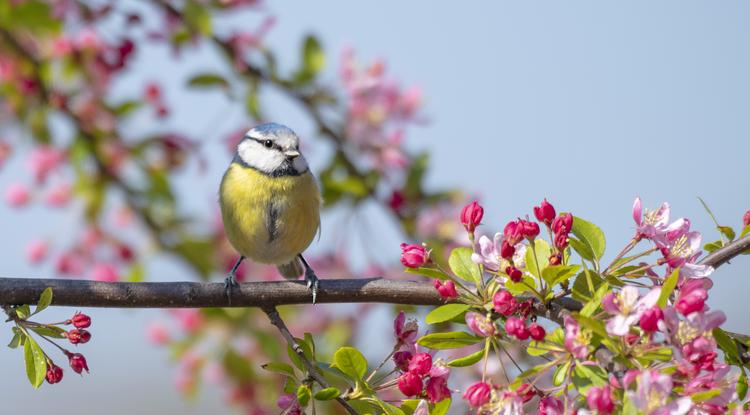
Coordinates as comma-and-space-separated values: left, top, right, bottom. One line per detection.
263, 140, 273, 148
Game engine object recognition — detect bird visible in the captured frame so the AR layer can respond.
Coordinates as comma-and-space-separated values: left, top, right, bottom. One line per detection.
219, 123, 322, 303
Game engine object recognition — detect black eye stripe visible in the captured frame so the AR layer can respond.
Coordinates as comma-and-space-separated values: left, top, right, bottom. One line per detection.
250, 137, 282, 151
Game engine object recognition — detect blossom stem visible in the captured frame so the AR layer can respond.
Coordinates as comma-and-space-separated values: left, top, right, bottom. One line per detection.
366, 345, 398, 383
603, 237, 639, 274
481, 337, 491, 382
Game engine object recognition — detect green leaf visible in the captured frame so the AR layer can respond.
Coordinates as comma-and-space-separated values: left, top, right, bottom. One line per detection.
691, 389, 722, 403
505, 275, 537, 296
125, 264, 145, 282
187, 73, 229, 89
417, 332, 483, 350
542, 265, 581, 287
703, 240, 723, 253
569, 237, 595, 261
287, 338, 313, 371
738, 372, 748, 401
571, 216, 606, 261
527, 341, 552, 356
552, 360, 571, 386
111, 100, 142, 117
572, 271, 604, 302
572, 364, 608, 393
425, 304, 471, 325
525, 239, 551, 279
447, 348, 485, 367
741, 224, 750, 238
431, 398, 451, 415
331, 347, 367, 380
30, 325, 66, 339
575, 314, 608, 339
296, 384, 312, 406
713, 328, 742, 365
184, 0, 212, 35
8, 330, 23, 349
449, 247, 482, 285
261, 362, 296, 378
314, 387, 340, 401
657, 268, 680, 308
378, 400, 405, 415
32, 287, 53, 316
15, 304, 31, 320
637, 347, 673, 362
580, 282, 610, 317
404, 267, 450, 281
24, 335, 47, 388
717, 226, 736, 241
223, 348, 254, 381
294, 35, 325, 83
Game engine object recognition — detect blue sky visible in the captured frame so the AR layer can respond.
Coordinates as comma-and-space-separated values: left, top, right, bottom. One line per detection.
1, 2, 749, 413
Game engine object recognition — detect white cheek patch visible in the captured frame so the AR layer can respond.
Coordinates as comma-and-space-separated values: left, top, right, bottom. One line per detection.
237, 139, 285, 173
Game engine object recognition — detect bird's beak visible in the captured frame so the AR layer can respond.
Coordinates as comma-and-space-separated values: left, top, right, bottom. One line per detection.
285, 150, 300, 159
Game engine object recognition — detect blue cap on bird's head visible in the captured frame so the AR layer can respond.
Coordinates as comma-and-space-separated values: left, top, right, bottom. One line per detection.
235, 122, 308, 176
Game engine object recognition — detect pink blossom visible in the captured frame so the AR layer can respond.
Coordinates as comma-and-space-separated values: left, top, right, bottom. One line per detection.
493, 290, 517, 316
629, 370, 692, 415
425, 376, 450, 403
551, 212, 574, 235
471, 233, 526, 273
587, 385, 615, 414
505, 317, 526, 339
743, 210, 750, 227
44, 182, 72, 206
640, 306, 664, 332
393, 351, 413, 372
602, 286, 661, 336
400, 243, 428, 268
26, 146, 65, 183
564, 316, 589, 359
463, 381, 491, 407
660, 231, 703, 269
633, 197, 671, 240
276, 394, 301, 415
504, 220, 524, 245
539, 396, 564, 415
5, 183, 30, 207
55, 251, 85, 276
172, 309, 203, 333
433, 279, 457, 299
407, 353, 432, 376
675, 279, 710, 316
90, 263, 119, 282
465, 312, 496, 337
413, 400, 430, 415
394, 311, 418, 348
146, 321, 171, 345
25, 239, 49, 264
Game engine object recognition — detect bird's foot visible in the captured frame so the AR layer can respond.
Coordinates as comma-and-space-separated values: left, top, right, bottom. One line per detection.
304, 267, 319, 304
224, 273, 240, 305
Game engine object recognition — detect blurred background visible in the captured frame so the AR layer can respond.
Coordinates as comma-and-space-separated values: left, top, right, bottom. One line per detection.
0, 1, 749, 413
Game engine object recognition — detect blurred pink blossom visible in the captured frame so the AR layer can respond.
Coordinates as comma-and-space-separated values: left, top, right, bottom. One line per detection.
25, 239, 49, 264
26, 146, 65, 184
146, 321, 171, 345
90, 263, 119, 282
5, 183, 30, 207
44, 182, 72, 206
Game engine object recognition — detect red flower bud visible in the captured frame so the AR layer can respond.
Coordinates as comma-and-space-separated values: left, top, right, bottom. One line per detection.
587, 385, 615, 414
389, 190, 405, 213
117, 244, 134, 262
425, 376, 451, 403
400, 243, 429, 268
500, 240, 515, 260
639, 307, 664, 333
534, 199, 556, 225
493, 290, 517, 316
397, 372, 423, 397
528, 323, 546, 341
552, 213, 574, 235
505, 316, 525, 338
516, 325, 530, 341
71, 312, 91, 329
45, 364, 63, 384
548, 253, 562, 266
67, 329, 91, 345
407, 353, 433, 376
516, 383, 536, 403
676, 293, 706, 316
554, 233, 569, 249
67, 352, 89, 374
433, 279, 458, 299
505, 266, 523, 283
463, 382, 491, 407
744, 210, 750, 228
460, 201, 484, 233
393, 351, 413, 372
521, 220, 540, 240
504, 221, 523, 246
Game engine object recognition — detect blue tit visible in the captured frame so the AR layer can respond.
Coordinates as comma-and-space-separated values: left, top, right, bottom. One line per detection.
219, 123, 322, 302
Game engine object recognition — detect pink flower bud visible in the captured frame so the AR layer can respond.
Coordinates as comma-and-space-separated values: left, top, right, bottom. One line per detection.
554, 233, 569, 249
744, 210, 750, 228
539, 396, 564, 415
71, 312, 91, 328
45, 364, 63, 384
586, 385, 614, 414
516, 383, 536, 403
639, 307, 664, 333
400, 243, 428, 268
397, 372, 423, 397
676, 292, 707, 316
117, 244, 135, 262
529, 323, 546, 341
67, 352, 89, 374
462, 381, 491, 407
504, 221, 523, 245
521, 220, 540, 240
460, 201, 484, 233
90, 263, 119, 282
505, 266, 523, 283
408, 353, 432, 376
393, 351, 413, 372
433, 280, 458, 299
493, 290, 517, 316
25, 240, 48, 264
425, 376, 450, 403
552, 213, 573, 235
466, 312, 496, 337
500, 240, 515, 259
67, 328, 91, 344
5, 183, 30, 207
534, 199, 556, 225
505, 317, 525, 338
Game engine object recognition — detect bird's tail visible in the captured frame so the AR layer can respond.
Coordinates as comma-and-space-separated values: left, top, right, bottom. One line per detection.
277, 258, 303, 279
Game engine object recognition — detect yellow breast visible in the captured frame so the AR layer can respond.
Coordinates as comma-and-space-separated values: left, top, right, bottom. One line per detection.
219, 163, 321, 265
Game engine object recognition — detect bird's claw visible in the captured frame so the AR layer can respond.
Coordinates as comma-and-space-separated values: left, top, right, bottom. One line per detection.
305, 268, 319, 304
224, 274, 240, 305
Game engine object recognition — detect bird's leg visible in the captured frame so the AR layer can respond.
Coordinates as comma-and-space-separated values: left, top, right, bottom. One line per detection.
224, 256, 244, 304
298, 254, 319, 304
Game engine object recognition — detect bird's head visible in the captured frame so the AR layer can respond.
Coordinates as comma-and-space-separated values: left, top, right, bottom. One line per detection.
235, 123, 309, 176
